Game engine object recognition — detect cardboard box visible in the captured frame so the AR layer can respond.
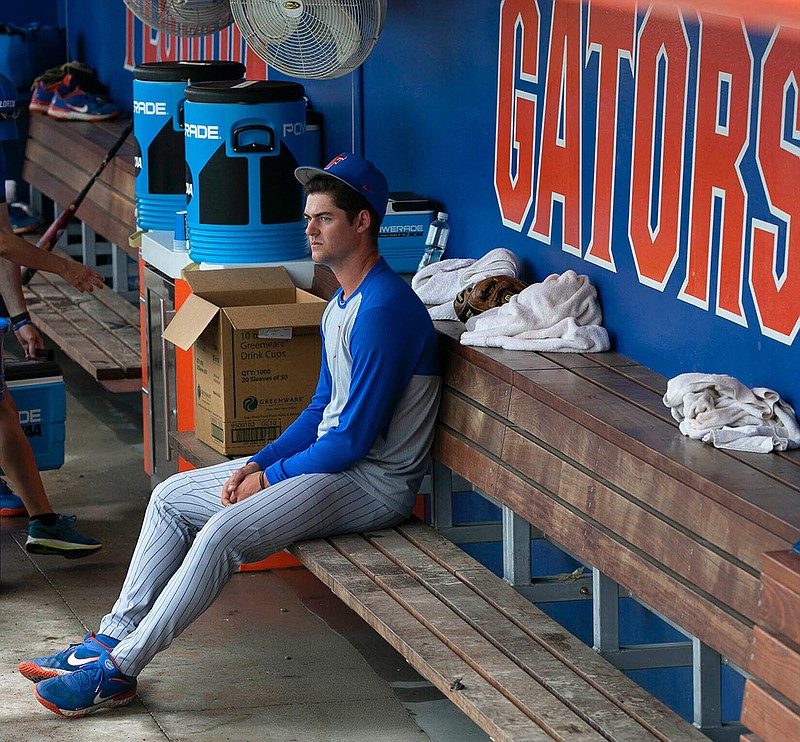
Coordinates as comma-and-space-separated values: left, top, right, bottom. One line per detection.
163, 267, 326, 456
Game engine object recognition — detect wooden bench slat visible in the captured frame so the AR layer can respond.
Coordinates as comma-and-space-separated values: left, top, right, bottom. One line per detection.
494, 385, 785, 569
290, 537, 556, 742
440, 349, 514, 416
433, 428, 753, 668
397, 522, 706, 741
508, 369, 800, 540
24, 138, 135, 214
370, 526, 704, 741
577, 366, 800, 489
23, 269, 140, 382
23, 160, 135, 254
756, 572, 800, 647
331, 532, 610, 741
747, 626, 800, 707
741, 679, 800, 742
28, 277, 140, 366
500, 426, 760, 619
438, 390, 508, 457
761, 550, 800, 595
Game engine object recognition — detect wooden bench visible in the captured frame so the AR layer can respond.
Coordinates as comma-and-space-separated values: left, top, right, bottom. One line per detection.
171, 428, 704, 740
171, 321, 800, 740
22, 249, 141, 393
21, 114, 141, 391
430, 321, 799, 739
740, 549, 800, 742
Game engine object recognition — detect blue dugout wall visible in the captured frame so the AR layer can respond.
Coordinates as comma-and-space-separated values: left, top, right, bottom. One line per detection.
46, 0, 797, 411
21, 0, 799, 723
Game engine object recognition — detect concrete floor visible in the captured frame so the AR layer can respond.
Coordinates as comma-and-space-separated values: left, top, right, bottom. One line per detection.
0, 341, 488, 742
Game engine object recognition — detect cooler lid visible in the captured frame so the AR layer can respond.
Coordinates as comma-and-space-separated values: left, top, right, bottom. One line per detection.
185, 80, 305, 104
134, 61, 246, 83
4, 359, 63, 382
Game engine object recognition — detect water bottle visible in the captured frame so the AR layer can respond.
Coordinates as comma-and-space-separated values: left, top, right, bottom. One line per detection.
416, 212, 450, 272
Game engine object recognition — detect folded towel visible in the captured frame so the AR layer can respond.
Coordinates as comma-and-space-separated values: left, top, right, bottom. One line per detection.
460, 270, 610, 352
411, 257, 475, 305
411, 248, 521, 321
663, 373, 800, 452
458, 247, 521, 289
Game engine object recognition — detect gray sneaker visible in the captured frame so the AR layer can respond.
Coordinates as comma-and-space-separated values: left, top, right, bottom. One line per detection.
26, 515, 102, 559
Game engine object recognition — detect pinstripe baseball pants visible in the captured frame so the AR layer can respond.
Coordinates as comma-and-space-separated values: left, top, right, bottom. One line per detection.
98, 458, 404, 676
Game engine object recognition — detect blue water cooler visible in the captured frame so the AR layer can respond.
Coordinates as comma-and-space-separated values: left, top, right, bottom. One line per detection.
133, 61, 246, 231
183, 80, 309, 264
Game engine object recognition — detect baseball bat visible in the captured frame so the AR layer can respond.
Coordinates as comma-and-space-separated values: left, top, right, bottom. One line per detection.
21, 119, 134, 286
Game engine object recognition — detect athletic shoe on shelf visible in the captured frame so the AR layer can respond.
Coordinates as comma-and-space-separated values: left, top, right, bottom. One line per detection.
34, 649, 136, 718
30, 61, 100, 115
47, 75, 120, 122
0, 478, 27, 517
18, 631, 119, 683
29, 79, 62, 114
25, 514, 102, 558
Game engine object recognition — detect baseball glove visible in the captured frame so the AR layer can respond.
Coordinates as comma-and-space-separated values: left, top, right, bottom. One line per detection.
453, 275, 527, 323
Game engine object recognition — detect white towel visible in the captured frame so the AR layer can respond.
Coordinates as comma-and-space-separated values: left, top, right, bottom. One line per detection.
460, 270, 610, 352
663, 373, 800, 453
411, 257, 475, 305
457, 247, 521, 289
411, 248, 521, 321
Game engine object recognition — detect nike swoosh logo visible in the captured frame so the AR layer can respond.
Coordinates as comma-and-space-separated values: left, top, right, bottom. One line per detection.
66, 652, 100, 667
94, 684, 133, 703
67, 104, 89, 113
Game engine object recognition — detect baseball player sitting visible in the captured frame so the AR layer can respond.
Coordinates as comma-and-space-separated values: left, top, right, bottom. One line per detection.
20, 152, 442, 718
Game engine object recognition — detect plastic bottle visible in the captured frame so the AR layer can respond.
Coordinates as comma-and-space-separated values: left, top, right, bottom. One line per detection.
416, 212, 450, 272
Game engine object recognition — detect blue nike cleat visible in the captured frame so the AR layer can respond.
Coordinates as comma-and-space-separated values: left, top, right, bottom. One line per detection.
18, 632, 119, 682
34, 650, 136, 718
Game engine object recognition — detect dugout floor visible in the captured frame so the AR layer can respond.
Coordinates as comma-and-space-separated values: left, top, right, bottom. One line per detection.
0, 338, 486, 742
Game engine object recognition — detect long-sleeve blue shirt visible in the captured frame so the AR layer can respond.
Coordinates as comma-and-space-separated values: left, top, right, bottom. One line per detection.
249, 258, 441, 515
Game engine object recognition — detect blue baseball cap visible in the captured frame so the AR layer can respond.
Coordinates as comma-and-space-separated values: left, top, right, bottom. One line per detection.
295, 152, 389, 223
0, 74, 18, 141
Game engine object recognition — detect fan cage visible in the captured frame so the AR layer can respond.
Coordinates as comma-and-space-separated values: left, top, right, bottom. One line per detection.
231, 0, 387, 80
124, 0, 234, 38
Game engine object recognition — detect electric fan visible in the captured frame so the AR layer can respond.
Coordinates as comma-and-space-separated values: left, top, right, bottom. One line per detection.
123, 0, 234, 37
230, 0, 388, 80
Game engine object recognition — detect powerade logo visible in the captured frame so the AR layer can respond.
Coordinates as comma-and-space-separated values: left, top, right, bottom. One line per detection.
379, 224, 425, 237
185, 123, 221, 140
282, 122, 305, 136
133, 100, 167, 116
243, 396, 259, 412
19, 408, 43, 438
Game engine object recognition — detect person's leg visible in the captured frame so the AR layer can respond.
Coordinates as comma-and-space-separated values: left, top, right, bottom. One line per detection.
98, 457, 243, 642
19, 458, 241, 682
111, 472, 401, 676
0, 390, 51, 516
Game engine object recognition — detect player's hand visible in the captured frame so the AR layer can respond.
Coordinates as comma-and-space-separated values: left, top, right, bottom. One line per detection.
15, 322, 45, 360
222, 462, 266, 506
59, 259, 105, 293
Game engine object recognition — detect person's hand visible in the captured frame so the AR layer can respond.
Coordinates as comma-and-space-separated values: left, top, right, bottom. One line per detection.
14, 321, 44, 360
222, 462, 267, 506
59, 258, 105, 293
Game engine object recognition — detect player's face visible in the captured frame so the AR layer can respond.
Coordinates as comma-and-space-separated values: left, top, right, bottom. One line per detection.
303, 193, 363, 266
